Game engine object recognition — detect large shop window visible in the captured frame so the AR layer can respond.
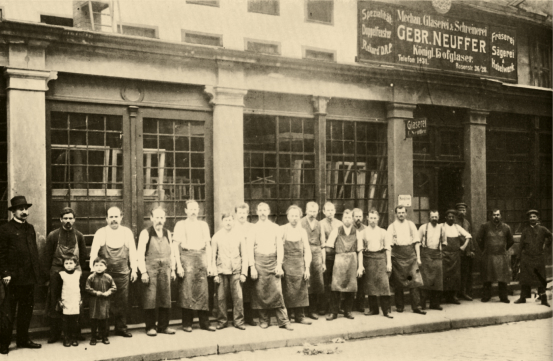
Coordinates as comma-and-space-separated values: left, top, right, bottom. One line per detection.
244, 115, 315, 224
142, 118, 206, 229
538, 117, 552, 230
0, 100, 6, 225
326, 120, 388, 226
487, 113, 532, 233
530, 37, 552, 89
50, 112, 124, 236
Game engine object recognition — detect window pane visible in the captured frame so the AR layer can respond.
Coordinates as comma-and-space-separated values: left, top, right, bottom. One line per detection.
307, 0, 333, 23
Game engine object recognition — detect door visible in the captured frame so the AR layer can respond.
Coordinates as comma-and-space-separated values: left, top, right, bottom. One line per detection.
437, 166, 464, 221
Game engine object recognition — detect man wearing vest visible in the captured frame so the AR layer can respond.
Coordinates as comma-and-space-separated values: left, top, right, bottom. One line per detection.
352, 208, 366, 312
137, 207, 177, 336
319, 202, 343, 315
418, 210, 445, 310
454, 202, 475, 301
386, 206, 426, 315
300, 202, 325, 320
325, 210, 363, 321
89, 206, 138, 337
42, 207, 87, 344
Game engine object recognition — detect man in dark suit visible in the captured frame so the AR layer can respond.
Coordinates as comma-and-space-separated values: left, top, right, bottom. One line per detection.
0, 196, 43, 354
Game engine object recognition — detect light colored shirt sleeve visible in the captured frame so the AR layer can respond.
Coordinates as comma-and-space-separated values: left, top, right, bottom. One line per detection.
240, 234, 248, 276
276, 224, 284, 266
125, 228, 137, 273
356, 230, 364, 252
319, 222, 326, 247
247, 226, 255, 268
89, 228, 104, 270
168, 231, 176, 271
325, 228, 339, 249
410, 221, 420, 244
386, 224, 395, 246
418, 225, 426, 245
457, 224, 472, 239
382, 228, 392, 251
301, 228, 312, 267
136, 229, 149, 274
211, 231, 219, 274
173, 222, 185, 248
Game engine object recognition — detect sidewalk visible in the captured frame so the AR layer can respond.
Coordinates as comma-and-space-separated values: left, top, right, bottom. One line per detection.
8, 294, 552, 361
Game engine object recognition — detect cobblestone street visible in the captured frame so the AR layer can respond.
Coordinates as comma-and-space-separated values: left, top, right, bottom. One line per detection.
192, 318, 552, 361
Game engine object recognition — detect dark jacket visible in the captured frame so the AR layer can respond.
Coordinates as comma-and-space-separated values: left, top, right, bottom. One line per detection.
475, 221, 515, 253
0, 219, 42, 285
42, 227, 87, 276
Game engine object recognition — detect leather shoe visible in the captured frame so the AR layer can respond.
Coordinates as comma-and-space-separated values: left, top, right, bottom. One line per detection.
216, 324, 227, 330
63, 339, 71, 347
326, 313, 337, 321
281, 324, 294, 331
429, 305, 443, 311
259, 322, 269, 329
71, 340, 79, 347
146, 329, 157, 336
459, 293, 473, 301
235, 325, 246, 330
499, 298, 510, 304
246, 319, 258, 327
182, 326, 192, 332
318, 310, 326, 316
0, 345, 8, 355
201, 326, 216, 332
17, 340, 41, 349
413, 309, 426, 315
449, 298, 461, 305
297, 318, 312, 325
308, 313, 319, 320
514, 298, 526, 304
158, 327, 176, 335
77, 334, 86, 341
481, 297, 490, 303
344, 313, 355, 320
102, 338, 110, 345
115, 330, 132, 338
89, 338, 97, 346
396, 307, 404, 313
47, 335, 60, 344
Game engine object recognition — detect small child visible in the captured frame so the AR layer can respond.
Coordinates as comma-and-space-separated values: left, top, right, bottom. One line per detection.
212, 213, 248, 330
54, 255, 82, 347
86, 257, 117, 345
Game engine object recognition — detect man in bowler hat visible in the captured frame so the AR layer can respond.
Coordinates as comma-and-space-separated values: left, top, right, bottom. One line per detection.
0, 196, 43, 354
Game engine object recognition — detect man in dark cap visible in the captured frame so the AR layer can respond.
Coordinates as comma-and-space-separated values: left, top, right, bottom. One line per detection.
454, 203, 475, 301
515, 210, 552, 307
442, 210, 471, 304
475, 209, 514, 303
0, 196, 43, 354
42, 207, 87, 343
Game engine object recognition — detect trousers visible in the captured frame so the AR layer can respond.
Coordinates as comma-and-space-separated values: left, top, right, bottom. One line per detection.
182, 308, 211, 329
144, 308, 170, 331
394, 285, 421, 311
217, 274, 244, 327
3, 285, 35, 345
110, 274, 129, 332
367, 295, 391, 315
460, 256, 473, 296
321, 258, 335, 313
421, 289, 442, 308
62, 315, 80, 341
482, 282, 508, 300
520, 284, 546, 299
90, 319, 109, 339
286, 307, 305, 322
330, 292, 354, 315
258, 307, 290, 327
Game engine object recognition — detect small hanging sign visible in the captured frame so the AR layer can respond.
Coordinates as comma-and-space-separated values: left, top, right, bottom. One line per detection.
405, 117, 428, 138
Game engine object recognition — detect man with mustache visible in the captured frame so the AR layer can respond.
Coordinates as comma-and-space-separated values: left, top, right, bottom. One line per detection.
418, 210, 445, 310
319, 202, 342, 315
442, 210, 471, 305
0, 196, 43, 354
352, 208, 366, 312
137, 207, 177, 336
89, 206, 138, 337
475, 209, 514, 303
43, 207, 87, 344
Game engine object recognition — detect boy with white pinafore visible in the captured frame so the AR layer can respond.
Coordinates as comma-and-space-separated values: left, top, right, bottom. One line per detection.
53, 255, 82, 347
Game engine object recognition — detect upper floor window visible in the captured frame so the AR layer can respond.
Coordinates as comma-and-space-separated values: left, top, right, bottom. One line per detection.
303, 46, 336, 62
245, 39, 281, 55
186, 0, 219, 6
306, 0, 333, 25
530, 37, 551, 88
40, 14, 73, 27
182, 30, 223, 47
118, 23, 158, 39
248, 0, 279, 15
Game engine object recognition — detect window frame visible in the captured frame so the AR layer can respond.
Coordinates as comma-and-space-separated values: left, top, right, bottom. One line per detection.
181, 29, 223, 47
247, 0, 280, 16
244, 38, 281, 56
302, 45, 336, 62
40, 14, 74, 27
305, 0, 334, 25
117, 22, 159, 39
529, 36, 552, 89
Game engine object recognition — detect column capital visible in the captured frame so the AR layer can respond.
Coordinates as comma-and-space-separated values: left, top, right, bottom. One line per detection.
464, 109, 489, 125
386, 102, 416, 119
312, 96, 331, 115
4, 68, 57, 92
204, 86, 247, 107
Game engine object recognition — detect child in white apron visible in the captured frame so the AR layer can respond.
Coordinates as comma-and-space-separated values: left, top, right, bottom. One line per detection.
55, 255, 82, 347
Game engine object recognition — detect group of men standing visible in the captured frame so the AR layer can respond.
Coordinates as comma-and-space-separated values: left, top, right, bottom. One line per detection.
0, 194, 551, 354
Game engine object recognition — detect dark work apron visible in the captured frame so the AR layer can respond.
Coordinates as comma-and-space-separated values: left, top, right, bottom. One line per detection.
251, 252, 285, 309
142, 228, 172, 309
302, 218, 324, 295
481, 228, 511, 283
331, 227, 358, 293
178, 247, 209, 310
392, 245, 423, 289
282, 237, 309, 308
420, 224, 443, 291
442, 234, 462, 291
519, 227, 547, 287
98, 238, 130, 322
363, 250, 390, 296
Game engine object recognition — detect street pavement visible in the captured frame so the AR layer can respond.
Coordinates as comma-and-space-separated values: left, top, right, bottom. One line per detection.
5, 294, 552, 361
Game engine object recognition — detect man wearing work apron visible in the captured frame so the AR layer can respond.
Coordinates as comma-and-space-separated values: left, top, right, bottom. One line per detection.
357, 210, 392, 318
454, 203, 475, 301
515, 210, 551, 307
281, 205, 312, 325
89, 206, 138, 337
352, 208, 366, 312
325, 210, 362, 321
174, 200, 215, 332
319, 202, 343, 315
418, 210, 445, 310
475, 209, 514, 303
137, 207, 177, 336
386, 206, 426, 315
43, 207, 87, 343
442, 210, 471, 304
249, 202, 293, 331
300, 202, 325, 320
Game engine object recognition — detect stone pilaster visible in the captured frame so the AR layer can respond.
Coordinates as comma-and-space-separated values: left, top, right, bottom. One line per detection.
4, 67, 57, 239
463, 110, 488, 232
205, 86, 247, 230
386, 102, 416, 223
312, 96, 331, 209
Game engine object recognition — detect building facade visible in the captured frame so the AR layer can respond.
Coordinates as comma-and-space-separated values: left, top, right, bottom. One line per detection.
0, 0, 550, 327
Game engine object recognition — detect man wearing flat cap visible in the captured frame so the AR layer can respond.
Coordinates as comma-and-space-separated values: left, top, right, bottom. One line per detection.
0, 196, 44, 354
515, 210, 552, 307
42, 207, 87, 343
454, 203, 475, 301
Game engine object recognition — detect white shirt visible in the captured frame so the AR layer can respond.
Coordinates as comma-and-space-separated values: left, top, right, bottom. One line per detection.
326, 225, 363, 251
357, 225, 390, 252
89, 226, 137, 272
386, 219, 420, 246
418, 223, 445, 249
173, 218, 211, 250
248, 219, 282, 266
136, 227, 177, 274
444, 223, 472, 239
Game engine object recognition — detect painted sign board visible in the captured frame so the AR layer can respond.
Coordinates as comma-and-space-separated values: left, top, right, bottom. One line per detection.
398, 194, 412, 207
405, 117, 427, 138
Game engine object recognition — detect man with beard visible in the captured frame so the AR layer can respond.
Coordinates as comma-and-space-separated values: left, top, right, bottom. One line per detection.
234, 203, 257, 326
319, 202, 343, 315
89, 206, 138, 337
454, 203, 475, 301
442, 210, 471, 304
280, 205, 311, 325
418, 210, 445, 310
325, 210, 362, 321
249, 203, 293, 331
43, 207, 87, 343
515, 210, 551, 307
352, 208, 366, 312
174, 200, 215, 332
475, 209, 514, 303
0, 196, 43, 354
357, 210, 392, 318
386, 206, 425, 315
137, 207, 177, 336
300, 202, 325, 320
